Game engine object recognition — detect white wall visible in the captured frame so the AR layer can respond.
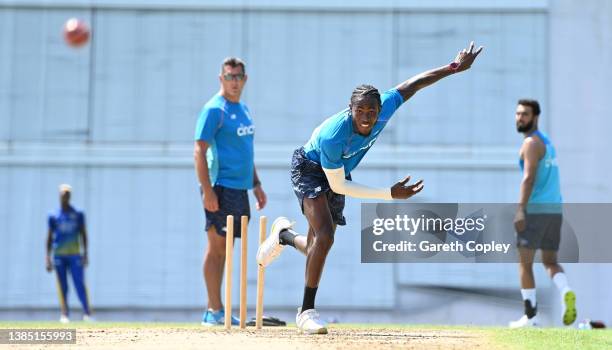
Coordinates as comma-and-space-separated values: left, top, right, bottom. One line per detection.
548, 0, 612, 325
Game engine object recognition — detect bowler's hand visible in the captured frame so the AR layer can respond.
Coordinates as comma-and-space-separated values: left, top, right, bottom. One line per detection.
391, 176, 424, 200
253, 185, 267, 210
453, 41, 484, 72
203, 189, 219, 212
514, 209, 526, 233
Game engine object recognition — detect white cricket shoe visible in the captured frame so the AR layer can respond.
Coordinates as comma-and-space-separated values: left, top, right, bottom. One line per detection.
59, 315, 70, 324
296, 308, 328, 335
561, 289, 577, 326
256, 217, 294, 267
509, 314, 538, 328
83, 314, 95, 322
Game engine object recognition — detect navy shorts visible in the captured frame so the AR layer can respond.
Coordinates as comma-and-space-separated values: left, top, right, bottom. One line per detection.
204, 185, 250, 238
516, 213, 562, 251
290, 147, 349, 226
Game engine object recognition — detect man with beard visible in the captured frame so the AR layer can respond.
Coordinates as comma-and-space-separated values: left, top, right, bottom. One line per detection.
509, 99, 577, 328
258, 42, 483, 334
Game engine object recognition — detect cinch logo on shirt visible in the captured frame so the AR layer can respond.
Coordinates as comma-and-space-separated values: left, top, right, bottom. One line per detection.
237, 124, 255, 136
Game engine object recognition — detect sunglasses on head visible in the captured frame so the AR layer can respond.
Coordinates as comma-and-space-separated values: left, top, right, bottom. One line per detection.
223, 73, 245, 81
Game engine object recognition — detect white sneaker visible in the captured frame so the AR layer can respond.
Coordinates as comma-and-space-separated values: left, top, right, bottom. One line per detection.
561, 289, 577, 326
59, 315, 70, 324
296, 307, 328, 334
256, 217, 294, 267
83, 314, 95, 322
509, 314, 538, 328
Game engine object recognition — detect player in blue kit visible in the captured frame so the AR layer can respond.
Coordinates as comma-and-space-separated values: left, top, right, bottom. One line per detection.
258, 42, 484, 334
194, 57, 267, 326
45, 184, 92, 323
510, 99, 576, 328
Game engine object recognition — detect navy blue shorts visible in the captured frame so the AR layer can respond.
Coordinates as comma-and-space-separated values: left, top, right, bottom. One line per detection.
516, 213, 562, 251
290, 147, 349, 226
204, 185, 250, 238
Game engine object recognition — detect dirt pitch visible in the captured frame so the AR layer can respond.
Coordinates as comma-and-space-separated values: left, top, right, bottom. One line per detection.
7, 325, 500, 350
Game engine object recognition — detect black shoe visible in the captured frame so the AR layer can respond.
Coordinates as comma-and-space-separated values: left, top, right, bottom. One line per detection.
245, 315, 287, 327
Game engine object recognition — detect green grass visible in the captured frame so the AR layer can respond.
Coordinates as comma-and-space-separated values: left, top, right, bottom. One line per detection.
1, 321, 610, 349
489, 327, 612, 350
331, 323, 612, 349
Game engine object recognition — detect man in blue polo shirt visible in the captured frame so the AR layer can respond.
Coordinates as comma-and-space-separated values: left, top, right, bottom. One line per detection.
194, 57, 267, 326
258, 42, 483, 334
46, 184, 92, 323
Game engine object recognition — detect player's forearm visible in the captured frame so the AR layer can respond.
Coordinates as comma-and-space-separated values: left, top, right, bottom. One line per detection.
81, 229, 88, 255
396, 64, 455, 101
334, 180, 393, 200
253, 166, 261, 187
194, 145, 214, 193
324, 167, 393, 200
196, 160, 213, 192
518, 177, 535, 210
46, 234, 52, 257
